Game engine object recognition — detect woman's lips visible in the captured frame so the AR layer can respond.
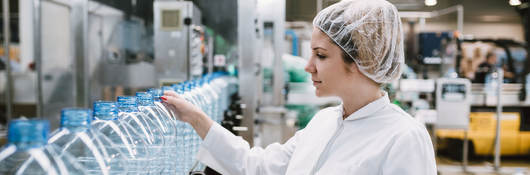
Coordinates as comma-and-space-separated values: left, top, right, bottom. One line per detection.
312, 80, 322, 86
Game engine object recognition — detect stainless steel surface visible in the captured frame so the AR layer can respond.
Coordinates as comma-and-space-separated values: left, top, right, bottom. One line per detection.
207, 35, 213, 74
153, 1, 201, 83
256, 106, 296, 146
399, 5, 464, 34
457, 5, 463, 34
33, 0, 43, 118
3, 0, 12, 121
435, 78, 471, 129
257, 0, 285, 106
238, 0, 258, 145
272, 0, 285, 106
494, 69, 503, 171
99, 19, 157, 88
470, 83, 530, 106
316, 0, 323, 13
71, 0, 89, 108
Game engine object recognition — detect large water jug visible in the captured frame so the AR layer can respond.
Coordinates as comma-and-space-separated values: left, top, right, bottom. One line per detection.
206, 75, 224, 121
153, 87, 177, 119
136, 92, 177, 174
48, 108, 128, 175
91, 101, 150, 174
171, 85, 195, 173
117, 96, 164, 174
201, 77, 220, 123
0, 119, 86, 175
183, 82, 204, 170
196, 79, 214, 121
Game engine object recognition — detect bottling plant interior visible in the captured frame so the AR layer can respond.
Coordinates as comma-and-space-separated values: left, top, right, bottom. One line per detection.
0, 0, 529, 174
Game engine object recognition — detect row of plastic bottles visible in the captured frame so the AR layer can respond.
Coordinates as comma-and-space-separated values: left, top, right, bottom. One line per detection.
0, 73, 233, 175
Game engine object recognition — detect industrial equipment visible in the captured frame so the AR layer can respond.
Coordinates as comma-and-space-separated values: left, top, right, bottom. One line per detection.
154, 0, 203, 85
436, 78, 471, 129
437, 112, 530, 158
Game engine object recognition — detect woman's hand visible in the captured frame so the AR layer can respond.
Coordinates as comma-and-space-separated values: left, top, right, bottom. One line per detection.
161, 90, 213, 139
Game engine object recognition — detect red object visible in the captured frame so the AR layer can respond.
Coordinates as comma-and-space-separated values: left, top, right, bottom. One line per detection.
160, 96, 167, 101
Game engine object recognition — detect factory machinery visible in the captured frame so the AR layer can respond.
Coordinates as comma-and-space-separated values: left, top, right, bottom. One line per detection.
0, 0, 287, 174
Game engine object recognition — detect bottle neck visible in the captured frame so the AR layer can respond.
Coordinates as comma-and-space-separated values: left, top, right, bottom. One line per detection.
118, 105, 139, 112
137, 100, 155, 107
11, 141, 46, 150
94, 114, 118, 120
61, 125, 90, 132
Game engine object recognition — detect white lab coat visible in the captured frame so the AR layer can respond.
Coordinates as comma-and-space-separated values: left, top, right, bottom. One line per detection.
197, 92, 437, 175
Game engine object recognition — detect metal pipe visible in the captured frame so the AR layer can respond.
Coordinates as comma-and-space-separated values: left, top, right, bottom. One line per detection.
456, 5, 464, 35
316, 0, 323, 12
238, 0, 257, 145
3, 0, 12, 122
494, 68, 503, 171
272, 0, 285, 106
462, 130, 468, 172
71, 0, 89, 108
33, 0, 43, 118
207, 35, 213, 74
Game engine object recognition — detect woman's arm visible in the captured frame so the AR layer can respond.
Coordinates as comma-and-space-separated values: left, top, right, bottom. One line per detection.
162, 91, 212, 139
161, 91, 298, 175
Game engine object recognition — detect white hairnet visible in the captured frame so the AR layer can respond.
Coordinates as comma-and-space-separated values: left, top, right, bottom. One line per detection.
313, 0, 404, 83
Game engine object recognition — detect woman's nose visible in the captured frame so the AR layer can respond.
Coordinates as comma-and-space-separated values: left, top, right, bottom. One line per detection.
305, 59, 316, 73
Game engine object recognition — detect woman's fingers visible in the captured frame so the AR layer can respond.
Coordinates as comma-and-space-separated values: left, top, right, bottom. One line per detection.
164, 90, 179, 97
161, 95, 181, 107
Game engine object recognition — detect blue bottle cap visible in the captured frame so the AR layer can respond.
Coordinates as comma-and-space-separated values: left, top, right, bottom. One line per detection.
148, 88, 163, 102
161, 86, 173, 92
60, 108, 92, 128
117, 96, 139, 112
93, 101, 118, 120
136, 92, 155, 106
8, 119, 50, 148
171, 84, 180, 92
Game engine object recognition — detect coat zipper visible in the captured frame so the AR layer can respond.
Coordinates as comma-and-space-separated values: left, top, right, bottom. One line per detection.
310, 121, 345, 174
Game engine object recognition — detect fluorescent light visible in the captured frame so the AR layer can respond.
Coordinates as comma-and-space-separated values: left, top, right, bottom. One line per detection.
509, 0, 521, 6
425, 0, 437, 6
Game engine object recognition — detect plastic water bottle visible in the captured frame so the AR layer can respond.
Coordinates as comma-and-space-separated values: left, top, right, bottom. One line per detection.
196, 79, 214, 120
212, 73, 229, 119
148, 88, 182, 173
173, 85, 192, 174
0, 119, 86, 175
207, 75, 224, 121
148, 88, 176, 120
48, 108, 128, 175
202, 77, 220, 123
136, 92, 177, 174
91, 101, 150, 174
117, 96, 164, 174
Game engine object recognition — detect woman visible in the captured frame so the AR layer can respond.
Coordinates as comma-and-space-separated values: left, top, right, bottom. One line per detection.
161, 0, 436, 174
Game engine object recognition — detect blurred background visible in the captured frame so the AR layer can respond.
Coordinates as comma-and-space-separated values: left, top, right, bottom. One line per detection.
0, 0, 529, 174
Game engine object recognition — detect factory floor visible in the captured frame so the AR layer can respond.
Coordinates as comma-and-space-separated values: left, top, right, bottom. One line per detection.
437, 155, 530, 175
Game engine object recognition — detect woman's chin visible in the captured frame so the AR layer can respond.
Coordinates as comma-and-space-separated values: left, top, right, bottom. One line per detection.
315, 89, 327, 97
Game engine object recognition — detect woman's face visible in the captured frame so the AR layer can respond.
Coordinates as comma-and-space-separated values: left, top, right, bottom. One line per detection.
305, 27, 353, 97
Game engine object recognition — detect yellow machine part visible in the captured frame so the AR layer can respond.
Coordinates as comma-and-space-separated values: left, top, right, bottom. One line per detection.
436, 112, 530, 156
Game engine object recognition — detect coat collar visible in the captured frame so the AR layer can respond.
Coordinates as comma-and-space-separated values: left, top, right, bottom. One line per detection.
336, 91, 390, 122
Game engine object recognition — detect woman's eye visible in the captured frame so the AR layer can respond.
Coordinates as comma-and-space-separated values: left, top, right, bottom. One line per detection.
316, 53, 326, 59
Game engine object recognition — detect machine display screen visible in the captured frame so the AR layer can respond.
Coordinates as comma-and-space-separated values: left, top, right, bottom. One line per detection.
161, 9, 181, 29
441, 84, 466, 101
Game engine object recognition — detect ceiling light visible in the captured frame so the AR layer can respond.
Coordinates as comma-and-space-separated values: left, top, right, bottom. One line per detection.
509, 0, 521, 6
425, 0, 437, 6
